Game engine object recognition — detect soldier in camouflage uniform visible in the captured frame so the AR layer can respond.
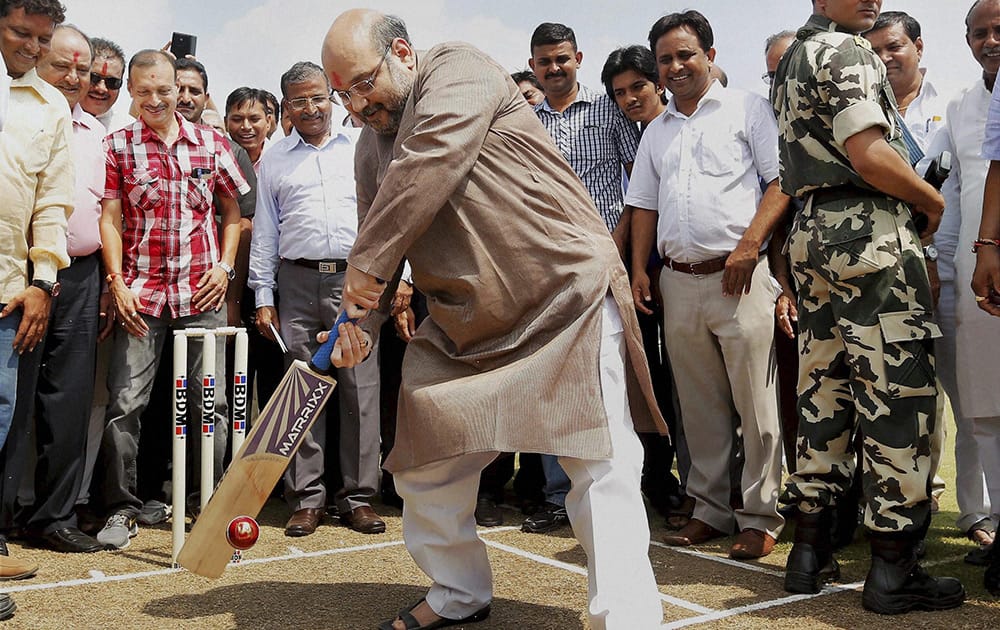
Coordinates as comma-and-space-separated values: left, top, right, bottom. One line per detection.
770, 0, 964, 614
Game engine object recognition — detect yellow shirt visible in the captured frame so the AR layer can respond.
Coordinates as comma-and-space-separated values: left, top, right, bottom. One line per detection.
0, 68, 72, 302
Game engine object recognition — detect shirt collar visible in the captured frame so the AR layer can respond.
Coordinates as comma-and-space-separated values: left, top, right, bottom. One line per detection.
537, 83, 599, 114
72, 103, 100, 130
135, 111, 201, 146
281, 124, 353, 152
798, 14, 856, 38
664, 78, 725, 120
10, 68, 58, 104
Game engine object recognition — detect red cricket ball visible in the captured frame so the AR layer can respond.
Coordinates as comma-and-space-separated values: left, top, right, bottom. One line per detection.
226, 516, 260, 550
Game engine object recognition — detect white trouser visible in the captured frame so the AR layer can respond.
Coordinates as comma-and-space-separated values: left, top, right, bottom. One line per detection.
973, 416, 1000, 527
936, 280, 992, 531
393, 295, 663, 629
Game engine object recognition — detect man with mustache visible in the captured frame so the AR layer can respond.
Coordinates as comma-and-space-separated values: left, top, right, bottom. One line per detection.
248, 61, 384, 538
772, 0, 964, 613
95, 49, 248, 549
322, 9, 667, 629
80, 37, 129, 131
0, 0, 73, 618
15, 23, 106, 555
523, 21, 641, 536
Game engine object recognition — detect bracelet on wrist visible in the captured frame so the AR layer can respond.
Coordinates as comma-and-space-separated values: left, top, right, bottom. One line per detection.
105, 272, 121, 284
972, 239, 1000, 253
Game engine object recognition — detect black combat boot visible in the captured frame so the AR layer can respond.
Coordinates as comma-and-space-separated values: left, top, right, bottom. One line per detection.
862, 531, 965, 614
985, 541, 1000, 596
784, 508, 840, 594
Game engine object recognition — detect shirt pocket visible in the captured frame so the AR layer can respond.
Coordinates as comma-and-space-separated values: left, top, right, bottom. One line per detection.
123, 171, 162, 211
185, 175, 212, 217
574, 124, 614, 161
694, 131, 741, 177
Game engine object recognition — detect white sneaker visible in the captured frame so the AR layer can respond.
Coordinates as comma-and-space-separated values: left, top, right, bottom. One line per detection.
96, 512, 138, 549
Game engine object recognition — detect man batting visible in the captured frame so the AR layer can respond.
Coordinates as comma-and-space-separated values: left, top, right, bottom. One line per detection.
321, 8, 668, 630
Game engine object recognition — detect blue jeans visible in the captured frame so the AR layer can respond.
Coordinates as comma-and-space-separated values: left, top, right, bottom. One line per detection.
541, 454, 570, 507
0, 309, 21, 450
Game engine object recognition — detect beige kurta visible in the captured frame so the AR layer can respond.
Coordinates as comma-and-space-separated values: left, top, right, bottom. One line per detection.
350, 43, 667, 472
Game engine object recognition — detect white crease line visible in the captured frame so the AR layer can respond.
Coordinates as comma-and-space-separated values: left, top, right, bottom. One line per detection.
662, 581, 865, 629
481, 538, 715, 615
650, 541, 785, 578
88, 570, 105, 579
287, 546, 305, 556
660, 553, 970, 628
2, 539, 408, 594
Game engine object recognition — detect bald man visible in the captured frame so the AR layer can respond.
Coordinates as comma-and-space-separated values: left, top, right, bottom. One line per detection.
321, 9, 667, 630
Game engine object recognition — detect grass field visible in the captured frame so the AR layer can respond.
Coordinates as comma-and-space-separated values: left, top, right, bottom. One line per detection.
0, 416, 997, 629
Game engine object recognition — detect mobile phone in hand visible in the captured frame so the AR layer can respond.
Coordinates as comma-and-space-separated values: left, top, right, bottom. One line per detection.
171, 32, 197, 59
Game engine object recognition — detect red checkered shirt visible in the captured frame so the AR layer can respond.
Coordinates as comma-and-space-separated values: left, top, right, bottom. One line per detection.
104, 113, 250, 318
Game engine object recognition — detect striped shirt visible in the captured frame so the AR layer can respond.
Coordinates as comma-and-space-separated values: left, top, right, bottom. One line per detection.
535, 84, 639, 231
104, 113, 249, 318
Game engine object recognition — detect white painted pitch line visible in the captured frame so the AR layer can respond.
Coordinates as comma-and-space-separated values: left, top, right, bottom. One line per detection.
650, 541, 785, 578
659, 552, 971, 628
661, 581, 866, 629
287, 546, 305, 556
88, 570, 105, 579
481, 538, 715, 615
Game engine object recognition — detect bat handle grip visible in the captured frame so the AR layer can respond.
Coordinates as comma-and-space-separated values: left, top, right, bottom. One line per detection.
308, 310, 355, 374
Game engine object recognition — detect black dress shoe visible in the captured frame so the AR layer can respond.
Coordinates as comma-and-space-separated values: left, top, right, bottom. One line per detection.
34, 527, 104, 553
475, 495, 503, 527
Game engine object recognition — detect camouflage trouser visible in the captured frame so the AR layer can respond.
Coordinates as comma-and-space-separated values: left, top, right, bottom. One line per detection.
782, 192, 940, 534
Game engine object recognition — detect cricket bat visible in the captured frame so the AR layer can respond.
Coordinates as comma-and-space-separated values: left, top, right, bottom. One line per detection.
177, 312, 352, 578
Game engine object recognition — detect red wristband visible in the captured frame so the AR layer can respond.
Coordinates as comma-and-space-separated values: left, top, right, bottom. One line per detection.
972, 239, 1000, 253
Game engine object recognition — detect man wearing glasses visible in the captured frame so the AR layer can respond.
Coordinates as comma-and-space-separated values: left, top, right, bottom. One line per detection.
248, 61, 384, 538
80, 37, 129, 131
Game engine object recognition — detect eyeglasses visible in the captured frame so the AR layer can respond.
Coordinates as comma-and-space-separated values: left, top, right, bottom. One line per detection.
285, 93, 334, 112
334, 44, 392, 104
761, 71, 776, 86
91, 73, 123, 90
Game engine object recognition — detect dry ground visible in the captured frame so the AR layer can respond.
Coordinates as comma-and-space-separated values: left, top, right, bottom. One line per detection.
1, 428, 997, 628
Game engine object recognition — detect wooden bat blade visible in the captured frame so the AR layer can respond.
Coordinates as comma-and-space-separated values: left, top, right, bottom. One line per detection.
177, 360, 336, 577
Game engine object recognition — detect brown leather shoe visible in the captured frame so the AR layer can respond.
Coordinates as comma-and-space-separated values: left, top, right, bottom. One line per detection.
662, 518, 725, 546
341, 505, 386, 534
729, 528, 776, 559
0, 554, 38, 581
284, 508, 323, 537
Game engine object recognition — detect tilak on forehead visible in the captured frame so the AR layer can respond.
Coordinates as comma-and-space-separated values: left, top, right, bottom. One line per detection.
330, 70, 342, 86
72, 51, 79, 63
100, 60, 108, 74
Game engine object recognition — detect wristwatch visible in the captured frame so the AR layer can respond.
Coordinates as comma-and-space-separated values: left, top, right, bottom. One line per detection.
217, 261, 236, 281
31, 279, 61, 297
923, 243, 939, 262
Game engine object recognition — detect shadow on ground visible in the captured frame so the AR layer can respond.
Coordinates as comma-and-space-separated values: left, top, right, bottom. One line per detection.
144, 582, 584, 629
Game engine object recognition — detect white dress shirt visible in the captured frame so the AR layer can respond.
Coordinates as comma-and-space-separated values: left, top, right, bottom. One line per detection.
249, 126, 360, 307
903, 70, 946, 152
625, 81, 779, 263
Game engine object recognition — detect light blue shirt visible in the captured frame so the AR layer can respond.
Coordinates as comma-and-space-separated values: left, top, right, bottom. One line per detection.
249, 125, 360, 307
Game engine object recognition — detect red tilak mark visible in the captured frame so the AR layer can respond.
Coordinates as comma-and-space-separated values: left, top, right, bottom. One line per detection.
100, 61, 108, 74
72, 51, 80, 63
330, 71, 342, 87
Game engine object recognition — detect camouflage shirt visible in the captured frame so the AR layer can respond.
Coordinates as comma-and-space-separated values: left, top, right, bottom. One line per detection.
771, 14, 907, 198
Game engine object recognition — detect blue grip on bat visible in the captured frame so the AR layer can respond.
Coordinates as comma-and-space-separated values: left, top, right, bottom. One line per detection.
308, 310, 354, 374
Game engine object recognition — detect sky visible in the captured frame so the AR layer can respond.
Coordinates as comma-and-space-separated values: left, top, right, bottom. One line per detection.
65, 1, 983, 118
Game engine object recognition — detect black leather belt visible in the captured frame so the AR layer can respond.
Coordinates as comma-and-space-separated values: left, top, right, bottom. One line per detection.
288, 259, 348, 273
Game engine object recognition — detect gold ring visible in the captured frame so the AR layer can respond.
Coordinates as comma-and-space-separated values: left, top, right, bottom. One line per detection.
975, 295, 988, 302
